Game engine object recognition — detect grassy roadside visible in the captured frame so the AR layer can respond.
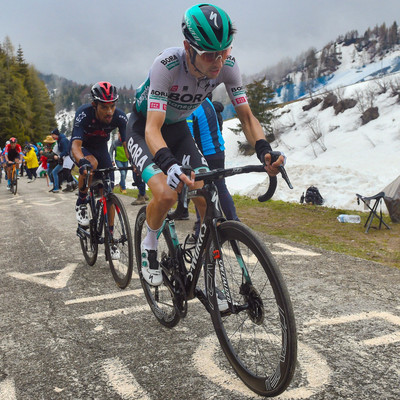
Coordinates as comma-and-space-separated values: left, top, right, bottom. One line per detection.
232, 195, 400, 269
119, 187, 400, 269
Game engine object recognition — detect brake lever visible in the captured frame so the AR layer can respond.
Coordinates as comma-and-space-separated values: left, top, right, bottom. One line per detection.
269, 151, 293, 190
279, 166, 293, 189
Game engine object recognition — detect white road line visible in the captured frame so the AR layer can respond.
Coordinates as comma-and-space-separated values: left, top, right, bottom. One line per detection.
65, 289, 143, 305
272, 243, 320, 256
0, 377, 17, 400
363, 331, 400, 346
80, 305, 148, 320
102, 357, 150, 400
304, 311, 400, 347
7, 263, 78, 289
193, 334, 331, 399
304, 311, 400, 328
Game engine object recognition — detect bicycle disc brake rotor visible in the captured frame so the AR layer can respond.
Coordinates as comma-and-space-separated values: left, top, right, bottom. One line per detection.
241, 283, 264, 325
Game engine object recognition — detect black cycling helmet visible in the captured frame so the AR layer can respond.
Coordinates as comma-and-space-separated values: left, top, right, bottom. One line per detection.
91, 81, 119, 103
182, 4, 235, 51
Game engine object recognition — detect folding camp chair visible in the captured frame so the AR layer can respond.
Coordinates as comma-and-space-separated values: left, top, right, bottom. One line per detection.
356, 192, 391, 233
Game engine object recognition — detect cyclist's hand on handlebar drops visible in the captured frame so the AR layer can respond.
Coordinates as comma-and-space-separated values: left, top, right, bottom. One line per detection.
264, 152, 286, 177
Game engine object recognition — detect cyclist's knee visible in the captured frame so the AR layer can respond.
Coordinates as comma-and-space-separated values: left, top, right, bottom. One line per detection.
154, 188, 176, 209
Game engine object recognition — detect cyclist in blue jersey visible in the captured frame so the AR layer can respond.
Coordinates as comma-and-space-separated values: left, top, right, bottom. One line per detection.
70, 81, 129, 227
187, 96, 240, 233
126, 3, 285, 287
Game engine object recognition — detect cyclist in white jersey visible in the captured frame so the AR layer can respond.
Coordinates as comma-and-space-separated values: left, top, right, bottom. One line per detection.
126, 3, 285, 286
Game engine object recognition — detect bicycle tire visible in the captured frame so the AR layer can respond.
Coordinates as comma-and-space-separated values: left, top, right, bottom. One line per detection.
104, 194, 134, 289
208, 221, 297, 397
79, 201, 98, 266
11, 167, 17, 195
134, 206, 181, 328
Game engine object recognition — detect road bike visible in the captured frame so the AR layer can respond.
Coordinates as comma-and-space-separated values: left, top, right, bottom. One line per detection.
76, 166, 134, 289
134, 154, 297, 397
8, 162, 18, 195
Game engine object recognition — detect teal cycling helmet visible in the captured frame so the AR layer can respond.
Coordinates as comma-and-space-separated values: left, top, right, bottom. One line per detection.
182, 4, 235, 51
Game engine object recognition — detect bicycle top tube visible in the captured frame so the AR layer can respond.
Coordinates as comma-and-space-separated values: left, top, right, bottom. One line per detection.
93, 166, 132, 174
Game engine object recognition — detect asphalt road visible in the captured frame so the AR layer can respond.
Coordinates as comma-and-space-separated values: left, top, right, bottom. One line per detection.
0, 176, 399, 400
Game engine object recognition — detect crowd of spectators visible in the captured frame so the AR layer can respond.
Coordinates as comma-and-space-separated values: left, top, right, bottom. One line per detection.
0, 129, 78, 192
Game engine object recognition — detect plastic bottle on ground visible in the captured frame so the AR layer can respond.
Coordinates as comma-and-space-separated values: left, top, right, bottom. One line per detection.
337, 214, 361, 223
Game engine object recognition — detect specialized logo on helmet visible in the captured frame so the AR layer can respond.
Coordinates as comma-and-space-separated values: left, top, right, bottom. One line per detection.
209, 11, 219, 28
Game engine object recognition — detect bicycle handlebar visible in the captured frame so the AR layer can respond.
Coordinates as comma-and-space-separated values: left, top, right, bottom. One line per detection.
182, 153, 293, 203
80, 166, 133, 191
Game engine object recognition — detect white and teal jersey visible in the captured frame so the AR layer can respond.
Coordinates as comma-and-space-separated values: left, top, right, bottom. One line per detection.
134, 47, 248, 125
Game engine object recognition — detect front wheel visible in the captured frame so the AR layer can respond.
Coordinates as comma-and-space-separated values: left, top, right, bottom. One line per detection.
104, 194, 134, 289
134, 206, 181, 328
208, 221, 297, 397
11, 168, 17, 195
79, 202, 98, 266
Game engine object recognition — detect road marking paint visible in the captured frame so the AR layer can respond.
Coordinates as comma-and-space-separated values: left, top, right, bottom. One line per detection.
363, 331, 400, 346
65, 289, 143, 305
80, 305, 148, 320
304, 311, 400, 346
193, 334, 330, 399
7, 263, 78, 289
102, 357, 150, 400
0, 377, 17, 400
32, 200, 65, 206
304, 311, 400, 328
272, 243, 320, 256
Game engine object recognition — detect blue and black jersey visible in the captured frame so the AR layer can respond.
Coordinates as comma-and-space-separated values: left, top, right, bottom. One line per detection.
70, 104, 128, 150
187, 98, 225, 156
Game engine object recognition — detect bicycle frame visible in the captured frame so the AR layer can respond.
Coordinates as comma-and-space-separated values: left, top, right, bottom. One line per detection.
77, 171, 113, 242
77, 167, 132, 242
161, 163, 290, 310
161, 181, 237, 313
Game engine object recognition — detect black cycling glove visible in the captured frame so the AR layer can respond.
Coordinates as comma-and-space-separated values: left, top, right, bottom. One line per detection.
78, 158, 92, 175
153, 147, 180, 174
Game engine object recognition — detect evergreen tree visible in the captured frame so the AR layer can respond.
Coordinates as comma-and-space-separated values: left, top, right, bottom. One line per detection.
0, 37, 56, 145
230, 76, 277, 142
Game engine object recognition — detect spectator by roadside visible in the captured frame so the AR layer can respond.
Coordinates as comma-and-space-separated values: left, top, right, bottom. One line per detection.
109, 130, 129, 194
23, 144, 39, 182
42, 135, 58, 191
50, 128, 70, 193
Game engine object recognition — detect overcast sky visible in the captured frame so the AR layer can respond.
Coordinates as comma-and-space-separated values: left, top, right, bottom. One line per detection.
2, 1, 400, 87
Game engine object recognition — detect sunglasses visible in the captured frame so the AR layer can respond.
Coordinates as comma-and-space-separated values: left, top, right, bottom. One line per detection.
190, 45, 232, 63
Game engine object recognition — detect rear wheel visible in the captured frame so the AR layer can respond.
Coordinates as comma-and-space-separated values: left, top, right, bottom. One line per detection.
79, 202, 98, 266
105, 194, 134, 289
134, 206, 181, 328
209, 221, 297, 397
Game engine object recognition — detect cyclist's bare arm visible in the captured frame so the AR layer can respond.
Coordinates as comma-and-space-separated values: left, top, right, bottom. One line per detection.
71, 139, 85, 165
235, 104, 284, 176
145, 110, 194, 188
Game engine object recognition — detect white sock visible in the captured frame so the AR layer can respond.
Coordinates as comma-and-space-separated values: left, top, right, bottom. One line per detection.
141, 222, 160, 250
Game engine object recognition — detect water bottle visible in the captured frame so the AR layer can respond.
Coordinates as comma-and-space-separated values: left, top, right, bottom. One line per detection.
337, 214, 361, 223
